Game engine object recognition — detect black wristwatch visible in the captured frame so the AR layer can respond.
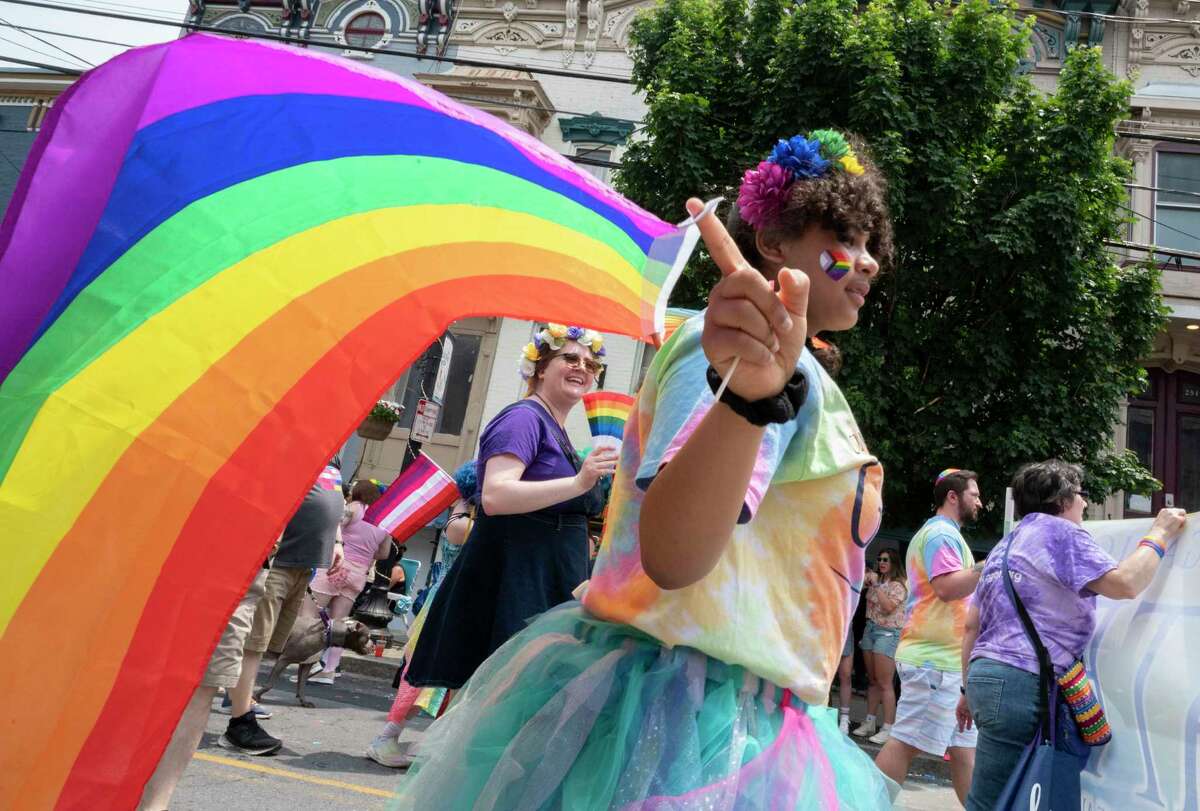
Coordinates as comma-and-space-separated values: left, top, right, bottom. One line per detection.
706, 366, 808, 426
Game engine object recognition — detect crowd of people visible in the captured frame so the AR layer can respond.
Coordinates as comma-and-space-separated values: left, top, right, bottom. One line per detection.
137, 128, 1191, 811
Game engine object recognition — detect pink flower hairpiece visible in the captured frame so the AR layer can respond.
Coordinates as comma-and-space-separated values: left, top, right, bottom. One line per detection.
736, 130, 866, 230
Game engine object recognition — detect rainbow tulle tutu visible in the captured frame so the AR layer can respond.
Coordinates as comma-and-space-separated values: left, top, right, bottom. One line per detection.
392, 603, 894, 810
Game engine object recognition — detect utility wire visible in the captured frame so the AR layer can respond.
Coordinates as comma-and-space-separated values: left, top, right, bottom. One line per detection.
0, 30, 83, 67
1126, 182, 1200, 200
0, 52, 82, 72
0, 0, 637, 84
1104, 238, 1200, 262
0, 13, 91, 66
0, 22, 647, 123
1117, 200, 1200, 246
0, 20, 132, 48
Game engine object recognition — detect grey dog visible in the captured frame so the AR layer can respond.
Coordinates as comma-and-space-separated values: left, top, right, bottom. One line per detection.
255, 613, 373, 708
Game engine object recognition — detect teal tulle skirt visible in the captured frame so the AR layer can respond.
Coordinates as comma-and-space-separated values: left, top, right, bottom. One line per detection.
392, 603, 895, 810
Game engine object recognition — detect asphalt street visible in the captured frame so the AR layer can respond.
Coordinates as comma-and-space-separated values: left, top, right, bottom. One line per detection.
172, 661, 959, 810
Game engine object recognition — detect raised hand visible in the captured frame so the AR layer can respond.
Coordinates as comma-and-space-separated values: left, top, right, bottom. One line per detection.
688, 198, 809, 402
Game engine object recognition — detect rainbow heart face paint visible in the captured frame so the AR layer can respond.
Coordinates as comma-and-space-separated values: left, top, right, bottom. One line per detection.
819, 248, 853, 281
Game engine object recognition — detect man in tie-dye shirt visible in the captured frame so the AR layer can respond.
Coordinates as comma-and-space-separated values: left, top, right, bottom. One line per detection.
876, 469, 984, 804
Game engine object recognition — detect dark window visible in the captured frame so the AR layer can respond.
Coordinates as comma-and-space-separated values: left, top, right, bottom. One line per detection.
1125, 406, 1155, 515
1180, 415, 1200, 512
391, 333, 481, 436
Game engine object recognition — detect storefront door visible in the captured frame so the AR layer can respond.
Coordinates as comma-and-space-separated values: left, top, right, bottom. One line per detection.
1125, 368, 1200, 515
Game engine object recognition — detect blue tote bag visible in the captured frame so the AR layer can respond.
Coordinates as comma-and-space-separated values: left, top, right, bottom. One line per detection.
995, 540, 1088, 810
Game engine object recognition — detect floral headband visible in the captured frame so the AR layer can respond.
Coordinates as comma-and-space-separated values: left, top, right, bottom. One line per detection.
519, 323, 606, 380
736, 129, 865, 230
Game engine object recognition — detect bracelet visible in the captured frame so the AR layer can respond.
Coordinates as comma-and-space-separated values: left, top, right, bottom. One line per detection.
1138, 537, 1165, 559
705, 366, 808, 426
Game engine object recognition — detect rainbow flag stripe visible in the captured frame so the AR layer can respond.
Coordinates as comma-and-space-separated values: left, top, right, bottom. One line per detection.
0, 35, 700, 809
583, 391, 636, 440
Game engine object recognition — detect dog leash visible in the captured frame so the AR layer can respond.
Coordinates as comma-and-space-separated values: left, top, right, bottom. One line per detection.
304, 586, 334, 649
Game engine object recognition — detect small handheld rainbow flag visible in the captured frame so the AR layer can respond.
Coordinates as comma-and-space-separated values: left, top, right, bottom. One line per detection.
364, 452, 459, 544
583, 391, 635, 449
659, 307, 699, 346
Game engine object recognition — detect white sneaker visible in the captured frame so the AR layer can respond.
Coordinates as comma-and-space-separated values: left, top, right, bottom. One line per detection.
308, 671, 337, 685
838, 715, 850, 735
851, 719, 877, 737
366, 735, 413, 768
869, 727, 891, 745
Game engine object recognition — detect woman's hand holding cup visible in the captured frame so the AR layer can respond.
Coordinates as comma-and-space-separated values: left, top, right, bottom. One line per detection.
576, 448, 618, 491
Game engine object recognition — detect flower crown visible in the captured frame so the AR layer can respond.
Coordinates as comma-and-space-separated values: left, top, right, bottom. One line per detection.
519, 323, 606, 380
736, 129, 866, 230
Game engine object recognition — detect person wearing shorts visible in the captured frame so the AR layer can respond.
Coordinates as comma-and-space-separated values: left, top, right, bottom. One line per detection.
221, 458, 347, 755
138, 569, 269, 810
852, 548, 906, 745
876, 469, 984, 805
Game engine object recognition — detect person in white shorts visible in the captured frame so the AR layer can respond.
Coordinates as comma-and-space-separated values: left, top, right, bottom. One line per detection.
875, 469, 985, 805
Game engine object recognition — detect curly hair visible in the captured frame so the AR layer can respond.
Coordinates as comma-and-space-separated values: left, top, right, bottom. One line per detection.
727, 135, 893, 272
727, 134, 891, 377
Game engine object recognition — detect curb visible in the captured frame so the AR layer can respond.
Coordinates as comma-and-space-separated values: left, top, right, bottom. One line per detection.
340, 651, 402, 681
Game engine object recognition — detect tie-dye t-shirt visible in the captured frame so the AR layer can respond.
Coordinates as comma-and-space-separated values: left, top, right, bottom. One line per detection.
580, 315, 883, 703
895, 516, 975, 671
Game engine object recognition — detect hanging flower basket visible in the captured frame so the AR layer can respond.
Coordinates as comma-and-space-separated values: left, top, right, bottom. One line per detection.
357, 400, 403, 440
356, 416, 394, 441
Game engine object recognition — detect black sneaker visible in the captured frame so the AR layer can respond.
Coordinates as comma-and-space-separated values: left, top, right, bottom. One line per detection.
220, 711, 283, 755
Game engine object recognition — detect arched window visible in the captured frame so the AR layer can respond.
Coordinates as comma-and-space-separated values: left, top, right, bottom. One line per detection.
345, 11, 387, 48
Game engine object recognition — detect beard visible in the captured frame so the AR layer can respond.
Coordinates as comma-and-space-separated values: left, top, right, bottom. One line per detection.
958, 502, 979, 524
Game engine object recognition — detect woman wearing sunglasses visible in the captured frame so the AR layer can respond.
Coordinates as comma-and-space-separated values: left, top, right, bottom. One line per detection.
403, 324, 619, 698
852, 549, 907, 744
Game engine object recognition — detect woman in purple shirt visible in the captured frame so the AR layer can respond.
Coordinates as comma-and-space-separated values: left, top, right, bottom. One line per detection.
404, 325, 619, 691
958, 459, 1188, 810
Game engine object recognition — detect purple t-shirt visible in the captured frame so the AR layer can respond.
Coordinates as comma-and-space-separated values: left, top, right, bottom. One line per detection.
972, 512, 1117, 675
475, 400, 579, 513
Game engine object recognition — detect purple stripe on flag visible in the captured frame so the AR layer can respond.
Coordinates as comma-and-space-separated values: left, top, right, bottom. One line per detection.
0, 44, 170, 383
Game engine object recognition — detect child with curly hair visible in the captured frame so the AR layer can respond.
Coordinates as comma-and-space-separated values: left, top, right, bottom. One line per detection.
394, 131, 896, 809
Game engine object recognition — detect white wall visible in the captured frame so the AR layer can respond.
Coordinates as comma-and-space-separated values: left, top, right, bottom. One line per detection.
477, 318, 643, 453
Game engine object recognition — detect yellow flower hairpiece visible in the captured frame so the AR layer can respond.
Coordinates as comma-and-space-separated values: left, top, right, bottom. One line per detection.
839, 154, 865, 176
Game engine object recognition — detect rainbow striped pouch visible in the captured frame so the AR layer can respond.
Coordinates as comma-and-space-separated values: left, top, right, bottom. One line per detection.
1058, 660, 1112, 746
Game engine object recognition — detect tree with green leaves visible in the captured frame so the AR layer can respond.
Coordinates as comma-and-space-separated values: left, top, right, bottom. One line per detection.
618, 0, 1165, 533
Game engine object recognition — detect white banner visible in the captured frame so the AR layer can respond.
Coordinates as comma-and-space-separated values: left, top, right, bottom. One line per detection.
1081, 514, 1200, 811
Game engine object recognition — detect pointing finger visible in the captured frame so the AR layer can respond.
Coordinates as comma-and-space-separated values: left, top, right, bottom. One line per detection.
686, 197, 750, 278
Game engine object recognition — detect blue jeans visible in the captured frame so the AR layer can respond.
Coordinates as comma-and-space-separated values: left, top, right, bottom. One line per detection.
860, 620, 900, 658
964, 658, 1041, 811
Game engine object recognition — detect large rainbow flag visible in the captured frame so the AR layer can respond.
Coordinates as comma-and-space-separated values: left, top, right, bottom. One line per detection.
0, 34, 701, 809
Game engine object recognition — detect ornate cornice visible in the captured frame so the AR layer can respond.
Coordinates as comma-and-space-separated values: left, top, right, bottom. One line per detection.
558, 112, 633, 144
